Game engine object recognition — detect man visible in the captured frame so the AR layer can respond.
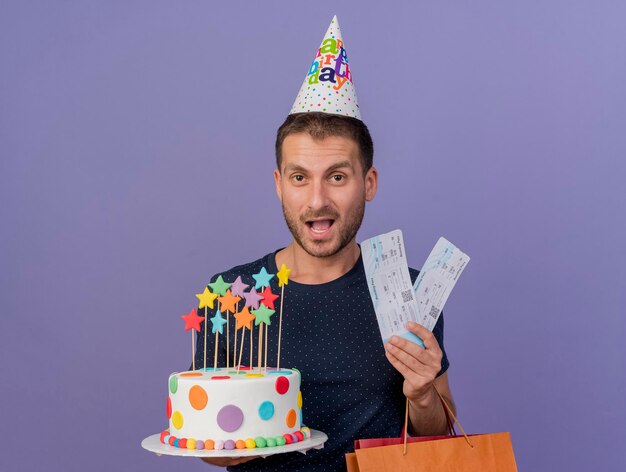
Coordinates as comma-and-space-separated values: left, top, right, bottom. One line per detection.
197, 17, 454, 471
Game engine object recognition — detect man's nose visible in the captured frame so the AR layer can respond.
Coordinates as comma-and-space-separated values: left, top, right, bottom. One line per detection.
308, 179, 331, 210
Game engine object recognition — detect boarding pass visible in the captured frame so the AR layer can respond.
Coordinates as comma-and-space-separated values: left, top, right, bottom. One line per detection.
362, 230, 470, 347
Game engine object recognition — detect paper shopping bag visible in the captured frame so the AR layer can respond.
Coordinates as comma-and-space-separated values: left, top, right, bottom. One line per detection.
346, 432, 517, 472
345, 452, 359, 472
354, 434, 452, 449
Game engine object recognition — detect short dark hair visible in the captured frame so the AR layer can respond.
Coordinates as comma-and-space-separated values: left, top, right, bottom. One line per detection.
275, 112, 374, 173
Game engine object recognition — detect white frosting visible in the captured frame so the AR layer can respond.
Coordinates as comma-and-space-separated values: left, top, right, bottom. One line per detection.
167, 368, 302, 441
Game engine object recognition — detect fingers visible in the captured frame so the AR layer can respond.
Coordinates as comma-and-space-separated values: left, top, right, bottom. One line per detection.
384, 322, 442, 377
405, 322, 438, 350
385, 322, 444, 402
385, 349, 428, 382
385, 338, 431, 371
386, 325, 441, 360
385, 340, 441, 384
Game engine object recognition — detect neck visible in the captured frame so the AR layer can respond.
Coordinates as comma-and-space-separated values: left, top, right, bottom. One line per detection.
275, 240, 360, 285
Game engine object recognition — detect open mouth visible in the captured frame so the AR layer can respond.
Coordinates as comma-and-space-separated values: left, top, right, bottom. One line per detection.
305, 219, 335, 236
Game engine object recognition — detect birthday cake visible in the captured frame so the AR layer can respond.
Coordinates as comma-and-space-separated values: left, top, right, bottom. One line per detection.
159, 258, 312, 451
160, 367, 309, 450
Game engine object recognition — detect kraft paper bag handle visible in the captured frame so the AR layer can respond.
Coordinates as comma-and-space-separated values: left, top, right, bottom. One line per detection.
440, 389, 456, 437
402, 385, 474, 455
433, 385, 473, 447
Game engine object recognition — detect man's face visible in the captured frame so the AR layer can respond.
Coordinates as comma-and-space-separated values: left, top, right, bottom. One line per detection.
274, 133, 378, 258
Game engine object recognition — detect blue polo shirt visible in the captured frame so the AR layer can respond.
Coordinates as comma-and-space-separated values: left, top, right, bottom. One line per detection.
193, 249, 449, 471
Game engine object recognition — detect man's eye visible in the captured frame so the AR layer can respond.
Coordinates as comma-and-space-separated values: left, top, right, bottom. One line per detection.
331, 175, 344, 182
293, 175, 304, 182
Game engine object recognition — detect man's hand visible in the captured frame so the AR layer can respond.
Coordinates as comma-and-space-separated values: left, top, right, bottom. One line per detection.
384, 321, 443, 403
384, 321, 454, 436
200, 456, 260, 467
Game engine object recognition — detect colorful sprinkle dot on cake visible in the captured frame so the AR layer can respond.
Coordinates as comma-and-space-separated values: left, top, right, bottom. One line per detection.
286, 409, 297, 428
189, 385, 208, 410
259, 401, 275, 420
275, 376, 290, 394
171, 411, 183, 429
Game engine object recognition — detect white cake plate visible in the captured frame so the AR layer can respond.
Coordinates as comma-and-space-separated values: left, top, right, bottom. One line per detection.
141, 429, 327, 458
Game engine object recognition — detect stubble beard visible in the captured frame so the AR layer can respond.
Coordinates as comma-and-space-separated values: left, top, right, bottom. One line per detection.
281, 200, 366, 258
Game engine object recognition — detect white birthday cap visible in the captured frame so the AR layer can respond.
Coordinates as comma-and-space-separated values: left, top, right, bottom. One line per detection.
290, 15, 361, 119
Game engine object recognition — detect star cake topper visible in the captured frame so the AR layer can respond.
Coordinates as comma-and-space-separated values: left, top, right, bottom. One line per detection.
234, 306, 256, 331
252, 304, 275, 326
208, 275, 231, 297
196, 287, 218, 309
261, 286, 279, 310
230, 276, 250, 298
181, 308, 205, 332
252, 267, 274, 290
218, 289, 241, 313
243, 288, 264, 310
210, 309, 227, 335
277, 263, 291, 287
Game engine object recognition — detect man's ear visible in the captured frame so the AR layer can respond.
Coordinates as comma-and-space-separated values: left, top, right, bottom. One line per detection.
274, 168, 283, 201
365, 166, 378, 202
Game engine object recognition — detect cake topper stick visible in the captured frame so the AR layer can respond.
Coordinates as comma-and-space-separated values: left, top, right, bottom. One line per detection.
243, 288, 263, 367
243, 286, 264, 369
260, 286, 279, 372
251, 267, 274, 372
264, 325, 269, 373
236, 327, 250, 373
251, 304, 275, 372
233, 301, 240, 370
237, 328, 246, 373
214, 331, 219, 369
208, 277, 231, 369
203, 308, 207, 369
218, 289, 241, 369
210, 309, 227, 370
234, 307, 255, 373
226, 312, 230, 368
181, 308, 205, 371
196, 287, 218, 371
230, 276, 250, 369
233, 301, 242, 369
250, 325, 253, 368
233, 309, 237, 370
276, 263, 291, 370
257, 324, 263, 372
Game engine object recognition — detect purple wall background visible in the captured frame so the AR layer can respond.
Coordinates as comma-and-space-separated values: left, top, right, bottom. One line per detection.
1, 1, 624, 471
